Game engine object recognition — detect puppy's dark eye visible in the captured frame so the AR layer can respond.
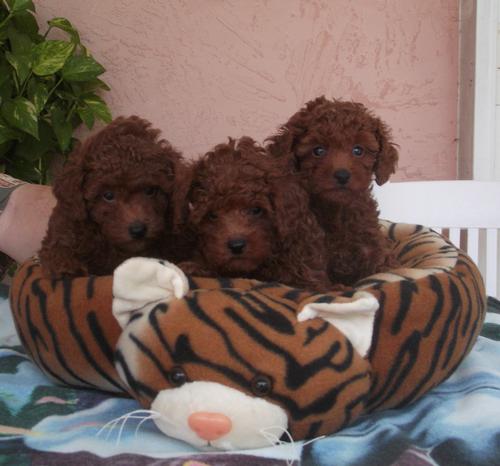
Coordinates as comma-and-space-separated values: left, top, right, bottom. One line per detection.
248, 206, 263, 217
352, 145, 365, 157
102, 191, 114, 202
145, 186, 158, 196
251, 374, 273, 397
207, 211, 218, 221
168, 366, 187, 387
312, 146, 327, 157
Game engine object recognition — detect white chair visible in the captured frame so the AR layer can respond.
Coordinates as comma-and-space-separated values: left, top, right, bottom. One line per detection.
373, 180, 500, 299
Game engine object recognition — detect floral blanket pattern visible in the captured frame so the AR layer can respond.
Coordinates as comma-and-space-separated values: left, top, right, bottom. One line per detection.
1, 281, 499, 466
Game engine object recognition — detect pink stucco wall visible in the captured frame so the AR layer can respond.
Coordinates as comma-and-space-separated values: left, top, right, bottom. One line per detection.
36, 0, 459, 180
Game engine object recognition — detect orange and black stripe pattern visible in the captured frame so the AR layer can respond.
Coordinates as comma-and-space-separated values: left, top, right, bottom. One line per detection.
9, 221, 487, 440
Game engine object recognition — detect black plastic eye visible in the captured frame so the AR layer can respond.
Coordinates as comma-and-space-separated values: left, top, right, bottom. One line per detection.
102, 191, 114, 202
352, 145, 365, 157
251, 374, 273, 397
145, 186, 158, 196
248, 206, 263, 217
207, 211, 218, 221
312, 146, 327, 157
168, 366, 187, 387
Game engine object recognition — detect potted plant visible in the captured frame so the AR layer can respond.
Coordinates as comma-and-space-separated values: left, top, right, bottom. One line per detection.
0, 0, 112, 184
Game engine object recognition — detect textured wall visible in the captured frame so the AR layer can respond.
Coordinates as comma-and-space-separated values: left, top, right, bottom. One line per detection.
36, 0, 459, 180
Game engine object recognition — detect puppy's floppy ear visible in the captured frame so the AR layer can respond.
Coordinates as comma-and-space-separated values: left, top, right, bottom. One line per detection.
52, 143, 88, 223
265, 125, 296, 158
373, 119, 399, 185
271, 176, 312, 246
170, 160, 196, 231
265, 98, 327, 166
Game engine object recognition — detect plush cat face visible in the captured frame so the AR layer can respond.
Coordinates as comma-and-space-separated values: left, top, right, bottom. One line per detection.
113, 258, 377, 450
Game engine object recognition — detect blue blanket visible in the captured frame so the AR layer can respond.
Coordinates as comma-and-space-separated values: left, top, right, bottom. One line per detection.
1, 281, 499, 465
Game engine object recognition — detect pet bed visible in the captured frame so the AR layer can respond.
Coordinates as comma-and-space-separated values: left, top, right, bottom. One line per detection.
3, 221, 499, 465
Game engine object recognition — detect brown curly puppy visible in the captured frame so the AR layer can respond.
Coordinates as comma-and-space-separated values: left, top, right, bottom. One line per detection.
266, 96, 399, 285
178, 137, 330, 290
39, 116, 185, 277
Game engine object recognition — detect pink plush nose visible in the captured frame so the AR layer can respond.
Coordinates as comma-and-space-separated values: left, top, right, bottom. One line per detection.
188, 411, 232, 441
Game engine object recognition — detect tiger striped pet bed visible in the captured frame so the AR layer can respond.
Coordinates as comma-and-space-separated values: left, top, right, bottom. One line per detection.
10, 221, 486, 450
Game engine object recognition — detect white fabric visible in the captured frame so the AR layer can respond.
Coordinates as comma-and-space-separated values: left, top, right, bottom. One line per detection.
112, 257, 189, 329
298, 291, 378, 357
151, 381, 288, 450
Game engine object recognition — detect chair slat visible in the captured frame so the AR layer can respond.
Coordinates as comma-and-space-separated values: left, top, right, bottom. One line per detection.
448, 228, 461, 248
466, 228, 480, 264
374, 181, 500, 298
486, 229, 498, 298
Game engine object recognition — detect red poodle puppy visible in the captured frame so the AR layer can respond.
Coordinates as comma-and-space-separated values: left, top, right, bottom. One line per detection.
178, 137, 331, 291
39, 116, 185, 277
266, 96, 399, 285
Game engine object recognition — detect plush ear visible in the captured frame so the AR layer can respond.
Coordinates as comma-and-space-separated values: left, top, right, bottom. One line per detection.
373, 121, 399, 185
297, 291, 379, 357
112, 257, 189, 329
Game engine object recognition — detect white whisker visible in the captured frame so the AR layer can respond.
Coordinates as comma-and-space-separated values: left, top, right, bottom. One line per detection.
134, 413, 161, 438
96, 409, 162, 444
259, 426, 326, 466
96, 417, 121, 441
302, 434, 326, 446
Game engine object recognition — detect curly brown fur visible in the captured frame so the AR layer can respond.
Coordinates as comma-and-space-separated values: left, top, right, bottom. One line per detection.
266, 96, 400, 285
178, 137, 331, 291
39, 116, 186, 277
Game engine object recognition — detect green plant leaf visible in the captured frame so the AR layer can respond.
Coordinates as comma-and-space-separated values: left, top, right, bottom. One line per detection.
27, 80, 48, 113
61, 55, 105, 82
0, 123, 20, 144
81, 78, 111, 92
48, 17, 80, 43
0, 58, 11, 87
83, 93, 112, 123
7, 22, 32, 54
14, 119, 53, 160
7, 154, 40, 183
54, 89, 77, 101
0, 141, 14, 159
6, 0, 35, 13
50, 105, 71, 151
0, 28, 8, 43
0, 78, 13, 104
5, 50, 31, 84
12, 11, 40, 41
1, 97, 38, 138
77, 104, 94, 129
32, 40, 74, 76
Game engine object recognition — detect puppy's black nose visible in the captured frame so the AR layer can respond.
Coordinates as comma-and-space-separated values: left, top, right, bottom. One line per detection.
227, 238, 246, 255
334, 169, 351, 185
128, 221, 147, 239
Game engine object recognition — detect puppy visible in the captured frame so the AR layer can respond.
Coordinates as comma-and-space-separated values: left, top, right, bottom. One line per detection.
266, 96, 399, 285
178, 137, 330, 290
39, 116, 185, 277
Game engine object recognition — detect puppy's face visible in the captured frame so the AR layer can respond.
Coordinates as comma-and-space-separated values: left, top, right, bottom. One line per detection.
84, 175, 171, 253
269, 98, 398, 205
295, 129, 379, 204
191, 196, 275, 277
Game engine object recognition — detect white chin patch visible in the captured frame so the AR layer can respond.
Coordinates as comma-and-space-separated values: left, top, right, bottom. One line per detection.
150, 381, 288, 450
